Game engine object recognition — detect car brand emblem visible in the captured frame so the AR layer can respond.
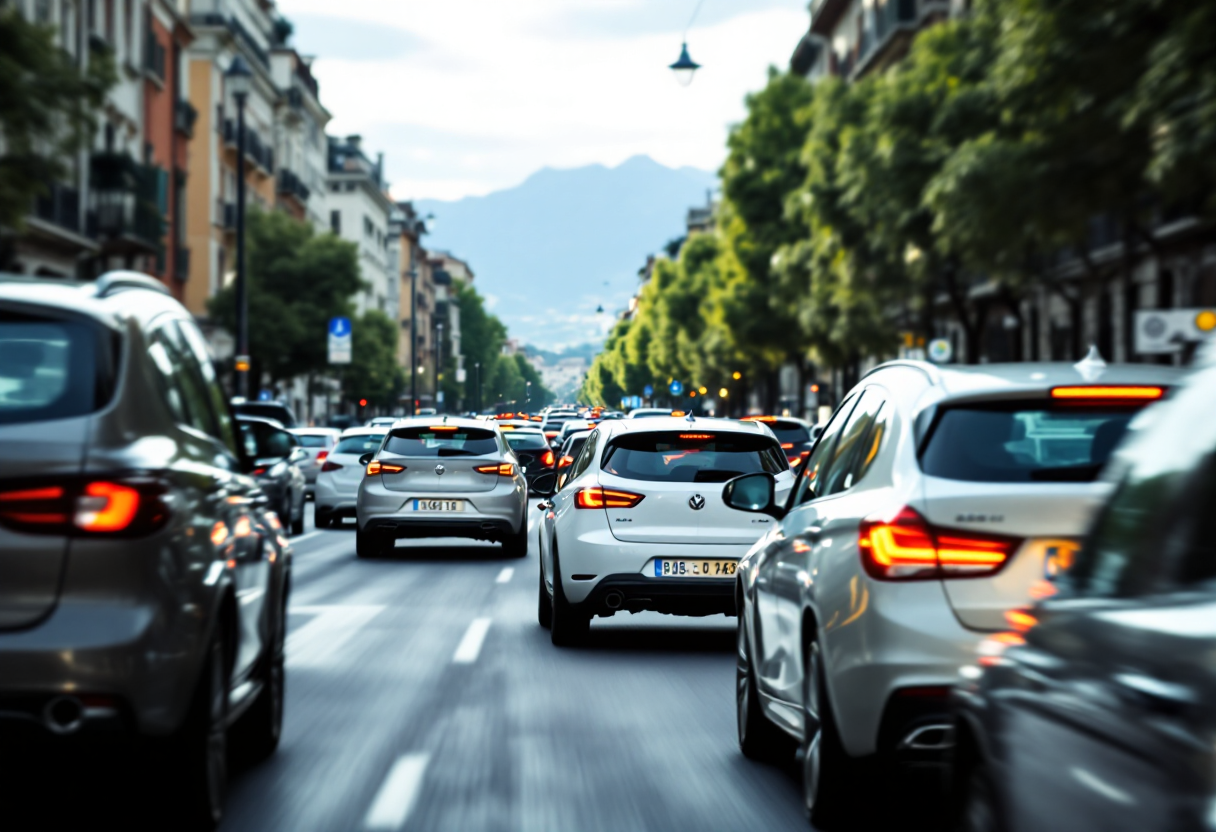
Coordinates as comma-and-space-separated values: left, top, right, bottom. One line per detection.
434, 464, 446, 476
688, 494, 706, 511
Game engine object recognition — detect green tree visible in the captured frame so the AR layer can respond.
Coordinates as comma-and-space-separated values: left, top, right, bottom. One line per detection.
0, 6, 115, 235
343, 310, 404, 409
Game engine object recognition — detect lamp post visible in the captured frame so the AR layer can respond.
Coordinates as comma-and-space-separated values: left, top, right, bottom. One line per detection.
525, 380, 531, 411
474, 361, 481, 415
435, 320, 444, 413
225, 55, 253, 398
408, 258, 418, 415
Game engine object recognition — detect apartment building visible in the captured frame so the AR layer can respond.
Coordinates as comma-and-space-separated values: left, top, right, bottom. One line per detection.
9, 0, 194, 302
427, 250, 472, 401
326, 134, 393, 316
790, 0, 956, 80
269, 47, 329, 230
389, 202, 437, 409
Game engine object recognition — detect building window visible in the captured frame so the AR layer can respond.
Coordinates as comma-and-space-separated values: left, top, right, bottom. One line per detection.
330, 210, 341, 234
363, 216, 373, 237
35, 0, 52, 23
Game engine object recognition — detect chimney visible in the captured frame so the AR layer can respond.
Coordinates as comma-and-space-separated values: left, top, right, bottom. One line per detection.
377, 152, 385, 186
346, 134, 362, 151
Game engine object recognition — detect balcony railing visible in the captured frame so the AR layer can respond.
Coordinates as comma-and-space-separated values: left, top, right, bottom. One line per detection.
87, 153, 163, 252
276, 168, 311, 203
144, 31, 166, 81
219, 200, 237, 230
190, 13, 269, 69
33, 182, 82, 234
174, 100, 198, 138
223, 120, 275, 173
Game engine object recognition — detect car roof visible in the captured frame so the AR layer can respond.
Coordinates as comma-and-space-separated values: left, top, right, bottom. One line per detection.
291, 427, 340, 435
0, 271, 192, 332
384, 416, 497, 431
236, 414, 285, 429
594, 416, 772, 439
339, 427, 389, 437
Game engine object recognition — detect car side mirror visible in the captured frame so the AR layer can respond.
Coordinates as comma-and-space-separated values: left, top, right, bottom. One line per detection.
358, 452, 374, 466
722, 472, 783, 520
289, 447, 309, 463
530, 471, 557, 497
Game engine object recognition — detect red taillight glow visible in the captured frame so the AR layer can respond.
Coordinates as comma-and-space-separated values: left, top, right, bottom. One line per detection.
321, 460, 343, 473
317, 450, 329, 462
252, 467, 268, 476
366, 461, 406, 476
0, 479, 165, 536
858, 506, 1020, 581
541, 450, 555, 468
558, 455, 574, 469
475, 463, 516, 477
679, 434, 713, 440
575, 487, 645, 509
781, 443, 794, 450
1050, 385, 1164, 401
74, 482, 140, 532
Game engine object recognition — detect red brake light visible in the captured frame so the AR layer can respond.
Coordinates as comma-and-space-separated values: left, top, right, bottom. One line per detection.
575, 487, 645, 509
252, 467, 268, 476
1050, 385, 1164, 401
475, 463, 516, 477
317, 450, 329, 462
858, 506, 1020, 581
545, 431, 559, 439
541, 450, 555, 468
781, 443, 794, 449
558, 455, 574, 469
0, 479, 167, 536
321, 460, 343, 472
366, 461, 406, 476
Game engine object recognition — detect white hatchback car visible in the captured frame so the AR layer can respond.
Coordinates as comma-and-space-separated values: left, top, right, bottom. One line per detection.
314, 428, 387, 528
537, 416, 795, 645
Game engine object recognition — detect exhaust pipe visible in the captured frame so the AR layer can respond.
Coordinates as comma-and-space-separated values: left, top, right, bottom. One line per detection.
604, 591, 624, 610
43, 696, 84, 735
898, 723, 955, 751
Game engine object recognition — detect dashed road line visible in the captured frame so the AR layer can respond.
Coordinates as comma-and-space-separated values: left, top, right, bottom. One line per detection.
495, 567, 514, 584
452, 617, 493, 664
287, 605, 386, 668
364, 753, 430, 830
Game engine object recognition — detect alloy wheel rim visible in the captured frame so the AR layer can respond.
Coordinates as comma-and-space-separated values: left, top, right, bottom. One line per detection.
803, 644, 822, 814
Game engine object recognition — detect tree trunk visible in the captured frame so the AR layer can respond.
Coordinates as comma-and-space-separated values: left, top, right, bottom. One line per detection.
941, 262, 985, 364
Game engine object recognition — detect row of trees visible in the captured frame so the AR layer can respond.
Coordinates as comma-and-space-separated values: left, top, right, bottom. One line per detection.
583, 0, 1216, 410
210, 210, 551, 414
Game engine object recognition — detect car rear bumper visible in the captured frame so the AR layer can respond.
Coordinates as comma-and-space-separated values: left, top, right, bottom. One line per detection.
363, 516, 518, 542
576, 574, 735, 618
357, 476, 527, 538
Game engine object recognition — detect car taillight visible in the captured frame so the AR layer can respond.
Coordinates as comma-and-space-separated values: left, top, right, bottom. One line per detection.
0, 478, 169, 537
252, 467, 268, 476
321, 460, 343, 472
541, 450, 555, 468
545, 431, 559, 439
475, 463, 516, 477
858, 506, 1020, 581
366, 461, 406, 476
788, 449, 811, 467
1050, 385, 1164, 401
317, 450, 329, 462
575, 487, 645, 509
558, 455, 574, 468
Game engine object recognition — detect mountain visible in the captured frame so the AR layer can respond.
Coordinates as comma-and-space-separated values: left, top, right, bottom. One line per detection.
415, 155, 717, 350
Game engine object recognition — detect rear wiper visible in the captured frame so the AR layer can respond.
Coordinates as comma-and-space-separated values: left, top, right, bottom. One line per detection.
1028, 464, 1101, 482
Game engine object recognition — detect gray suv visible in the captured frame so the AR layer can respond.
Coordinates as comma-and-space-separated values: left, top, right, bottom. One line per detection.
0, 273, 292, 830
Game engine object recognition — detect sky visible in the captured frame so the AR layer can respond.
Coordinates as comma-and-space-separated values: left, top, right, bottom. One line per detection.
279, 0, 810, 201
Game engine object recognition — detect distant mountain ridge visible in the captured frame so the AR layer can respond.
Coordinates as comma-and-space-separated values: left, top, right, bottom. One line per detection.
415, 155, 718, 350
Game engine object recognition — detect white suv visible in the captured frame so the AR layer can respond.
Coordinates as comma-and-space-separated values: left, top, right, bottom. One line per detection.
536, 415, 795, 645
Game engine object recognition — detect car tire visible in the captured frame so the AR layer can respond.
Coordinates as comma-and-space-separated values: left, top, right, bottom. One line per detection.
802, 637, 855, 829
231, 602, 285, 764
356, 528, 389, 559
502, 521, 528, 558
549, 548, 588, 647
736, 614, 796, 763
162, 627, 228, 831
537, 561, 552, 629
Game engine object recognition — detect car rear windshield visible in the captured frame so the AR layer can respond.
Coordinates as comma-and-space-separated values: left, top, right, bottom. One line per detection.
601, 431, 786, 483
768, 420, 810, 444
234, 402, 296, 427
334, 434, 385, 455
505, 433, 549, 451
920, 403, 1146, 483
384, 426, 499, 457
295, 434, 332, 448
0, 315, 116, 426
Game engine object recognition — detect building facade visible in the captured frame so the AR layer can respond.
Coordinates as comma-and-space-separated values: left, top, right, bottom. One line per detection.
326, 134, 393, 317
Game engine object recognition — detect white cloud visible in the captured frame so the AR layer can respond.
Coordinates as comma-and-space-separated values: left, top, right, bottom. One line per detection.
279, 0, 806, 200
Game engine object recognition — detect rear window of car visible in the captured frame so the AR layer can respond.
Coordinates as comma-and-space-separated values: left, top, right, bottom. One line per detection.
505, 432, 549, 451
563, 436, 588, 459
294, 434, 332, 448
334, 434, 385, 455
769, 420, 811, 444
920, 403, 1146, 483
384, 426, 499, 457
0, 315, 115, 426
601, 430, 786, 483
234, 402, 296, 427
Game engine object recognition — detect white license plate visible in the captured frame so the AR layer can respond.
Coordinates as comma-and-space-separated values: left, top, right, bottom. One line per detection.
653, 559, 737, 578
411, 499, 465, 512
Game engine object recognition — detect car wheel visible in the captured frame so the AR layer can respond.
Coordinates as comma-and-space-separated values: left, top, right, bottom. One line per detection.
537, 560, 552, 629
231, 602, 285, 764
502, 521, 528, 558
549, 548, 588, 647
957, 759, 1003, 832
803, 637, 855, 829
163, 627, 228, 831
356, 528, 388, 559
736, 614, 795, 763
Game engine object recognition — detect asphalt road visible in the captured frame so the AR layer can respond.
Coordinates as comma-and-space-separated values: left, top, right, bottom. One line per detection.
222, 505, 811, 832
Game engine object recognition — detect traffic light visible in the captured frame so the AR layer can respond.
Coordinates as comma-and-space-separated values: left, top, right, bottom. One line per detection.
359, 398, 368, 408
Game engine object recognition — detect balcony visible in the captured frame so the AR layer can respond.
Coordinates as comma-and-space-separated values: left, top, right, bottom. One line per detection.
218, 200, 237, 230
276, 168, 311, 203
190, 13, 270, 69
222, 120, 275, 173
144, 32, 167, 81
33, 182, 82, 234
817, 0, 949, 79
174, 100, 198, 138
87, 153, 164, 254
175, 246, 191, 281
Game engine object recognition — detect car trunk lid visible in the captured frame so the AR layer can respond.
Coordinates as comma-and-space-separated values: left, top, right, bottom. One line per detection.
378, 425, 504, 495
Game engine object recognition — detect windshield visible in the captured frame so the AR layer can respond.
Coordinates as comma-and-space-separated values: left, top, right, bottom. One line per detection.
294, 434, 332, 448
334, 434, 385, 455
234, 402, 296, 427
384, 426, 499, 457
601, 431, 786, 483
506, 432, 549, 451
0, 316, 114, 426
770, 421, 811, 444
920, 403, 1146, 483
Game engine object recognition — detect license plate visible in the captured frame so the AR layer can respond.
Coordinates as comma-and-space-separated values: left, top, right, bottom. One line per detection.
654, 559, 737, 578
411, 499, 465, 512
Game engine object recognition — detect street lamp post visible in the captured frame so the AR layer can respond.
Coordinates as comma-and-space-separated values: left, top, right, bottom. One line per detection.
435, 320, 444, 413
474, 362, 481, 414
525, 380, 531, 411
408, 258, 418, 415
225, 56, 253, 398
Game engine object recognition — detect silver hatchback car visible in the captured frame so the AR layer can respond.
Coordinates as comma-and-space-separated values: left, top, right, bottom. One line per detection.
0, 273, 291, 830
355, 417, 531, 558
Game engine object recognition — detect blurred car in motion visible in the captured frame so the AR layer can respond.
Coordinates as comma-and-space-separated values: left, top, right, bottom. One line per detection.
0, 272, 291, 830
502, 428, 556, 492
417, 407, 437, 416
541, 410, 579, 445
555, 419, 593, 448
314, 428, 386, 528
555, 429, 592, 486
627, 407, 678, 419
743, 415, 814, 470
356, 418, 531, 558
231, 398, 297, 428
951, 356, 1216, 832
725, 358, 1182, 827
366, 416, 399, 428
537, 416, 794, 646
237, 416, 308, 535
327, 414, 359, 431
289, 427, 340, 499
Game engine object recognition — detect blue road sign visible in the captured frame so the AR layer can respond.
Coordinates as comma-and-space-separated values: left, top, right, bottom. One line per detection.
643, 384, 654, 397
328, 317, 351, 338
258, 389, 272, 402
669, 380, 684, 396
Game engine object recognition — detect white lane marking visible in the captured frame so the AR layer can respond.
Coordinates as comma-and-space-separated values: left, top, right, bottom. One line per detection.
287, 605, 385, 668
495, 567, 514, 584
452, 617, 493, 664
290, 530, 324, 545
364, 753, 430, 830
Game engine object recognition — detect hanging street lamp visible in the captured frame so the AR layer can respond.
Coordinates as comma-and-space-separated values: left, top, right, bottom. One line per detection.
669, 42, 701, 87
